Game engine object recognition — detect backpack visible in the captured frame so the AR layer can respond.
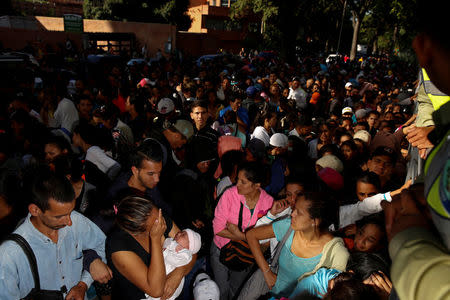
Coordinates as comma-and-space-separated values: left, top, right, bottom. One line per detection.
217, 135, 242, 158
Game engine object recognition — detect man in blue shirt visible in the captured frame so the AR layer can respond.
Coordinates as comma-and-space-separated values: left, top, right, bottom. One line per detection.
0, 171, 106, 300
219, 94, 250, 133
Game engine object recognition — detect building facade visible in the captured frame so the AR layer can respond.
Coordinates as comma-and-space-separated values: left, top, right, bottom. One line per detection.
179, 0, 260, 55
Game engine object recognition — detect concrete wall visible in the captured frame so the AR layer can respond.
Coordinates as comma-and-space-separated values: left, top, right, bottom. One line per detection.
0, 16, 176, 57
0, 15, 246, 57
33, 16, 176, 56
177, 31, 242, 56
0, 27, 83, 51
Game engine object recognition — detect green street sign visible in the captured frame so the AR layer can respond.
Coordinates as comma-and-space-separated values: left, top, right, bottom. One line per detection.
64, 14, 83, 33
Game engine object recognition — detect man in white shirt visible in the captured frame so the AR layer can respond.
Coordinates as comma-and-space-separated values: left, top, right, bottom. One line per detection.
72, 123, 121, 180
287, 76, 307, 111
54, 88, 79, 133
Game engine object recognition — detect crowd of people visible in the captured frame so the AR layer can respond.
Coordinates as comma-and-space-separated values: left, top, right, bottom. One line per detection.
1, 3, 450, 298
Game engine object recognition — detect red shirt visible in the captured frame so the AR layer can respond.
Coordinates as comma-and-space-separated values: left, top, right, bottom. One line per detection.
112, 94, 127, 113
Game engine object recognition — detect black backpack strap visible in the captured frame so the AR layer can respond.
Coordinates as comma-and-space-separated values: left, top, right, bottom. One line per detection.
4, 233, 40, 290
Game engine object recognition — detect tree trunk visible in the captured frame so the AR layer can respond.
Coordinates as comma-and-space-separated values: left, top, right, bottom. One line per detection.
392, 24, 398, 53
350, 12, 361, 61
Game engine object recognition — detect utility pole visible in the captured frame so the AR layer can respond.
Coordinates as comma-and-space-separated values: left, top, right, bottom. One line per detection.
336, 0, 347, 54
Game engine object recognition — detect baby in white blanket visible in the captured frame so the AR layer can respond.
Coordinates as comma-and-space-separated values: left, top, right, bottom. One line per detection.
144, 228, 201, 300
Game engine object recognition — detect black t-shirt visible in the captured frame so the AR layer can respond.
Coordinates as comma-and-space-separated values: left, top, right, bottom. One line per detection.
145, 129, 182, 201
106, 220, 173, 300
192, 125, 220, 149
105, 171, 173, 218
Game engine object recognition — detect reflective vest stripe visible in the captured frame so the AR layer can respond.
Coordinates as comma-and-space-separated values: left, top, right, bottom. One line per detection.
423, 81, 448, 96
428, 173, 450, 218
421, 69, 450, 110
425, 129, 450, 218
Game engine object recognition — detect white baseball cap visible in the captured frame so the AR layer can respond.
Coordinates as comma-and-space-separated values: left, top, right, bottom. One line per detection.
193, 273, 220, 300
342, 107, 353, 115
157, 98, 175, 115
269, 133, 289, 148
353, 130, 371, 144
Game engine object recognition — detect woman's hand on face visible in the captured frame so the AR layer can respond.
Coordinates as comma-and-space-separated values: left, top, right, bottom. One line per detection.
150, 209, 166, 240
364, 271, 392, 300
270, 199, 290, 216
263, 270, 277, 290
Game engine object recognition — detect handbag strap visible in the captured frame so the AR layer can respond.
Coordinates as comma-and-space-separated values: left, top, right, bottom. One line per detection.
270, 226, 293, 269
4, 233, 41, 290
238, 202, 244, 232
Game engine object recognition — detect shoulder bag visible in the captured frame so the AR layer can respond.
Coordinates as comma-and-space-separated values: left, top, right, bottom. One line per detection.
236, 226, 293, 300
219, 202, 255, 271
4, 233, 65, 300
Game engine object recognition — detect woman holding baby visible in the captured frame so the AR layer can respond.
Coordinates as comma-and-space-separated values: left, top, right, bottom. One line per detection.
106, 196, 199, 300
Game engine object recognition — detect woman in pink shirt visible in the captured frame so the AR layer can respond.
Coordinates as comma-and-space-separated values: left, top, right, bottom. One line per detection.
211, 162, 274, 300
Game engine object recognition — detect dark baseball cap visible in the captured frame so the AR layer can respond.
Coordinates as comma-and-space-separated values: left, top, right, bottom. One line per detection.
370, 146, 397, 164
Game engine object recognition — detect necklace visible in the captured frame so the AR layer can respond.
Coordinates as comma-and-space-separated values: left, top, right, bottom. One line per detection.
245, 190, 260, 208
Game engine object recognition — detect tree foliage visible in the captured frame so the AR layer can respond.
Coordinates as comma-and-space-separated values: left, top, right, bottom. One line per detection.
153, 0, 191, 30
359, 0, 417, 57
83, 0, 191, 30
0, 0, 16, 16
230, 0, 313, 61
230, 0, 417, 61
